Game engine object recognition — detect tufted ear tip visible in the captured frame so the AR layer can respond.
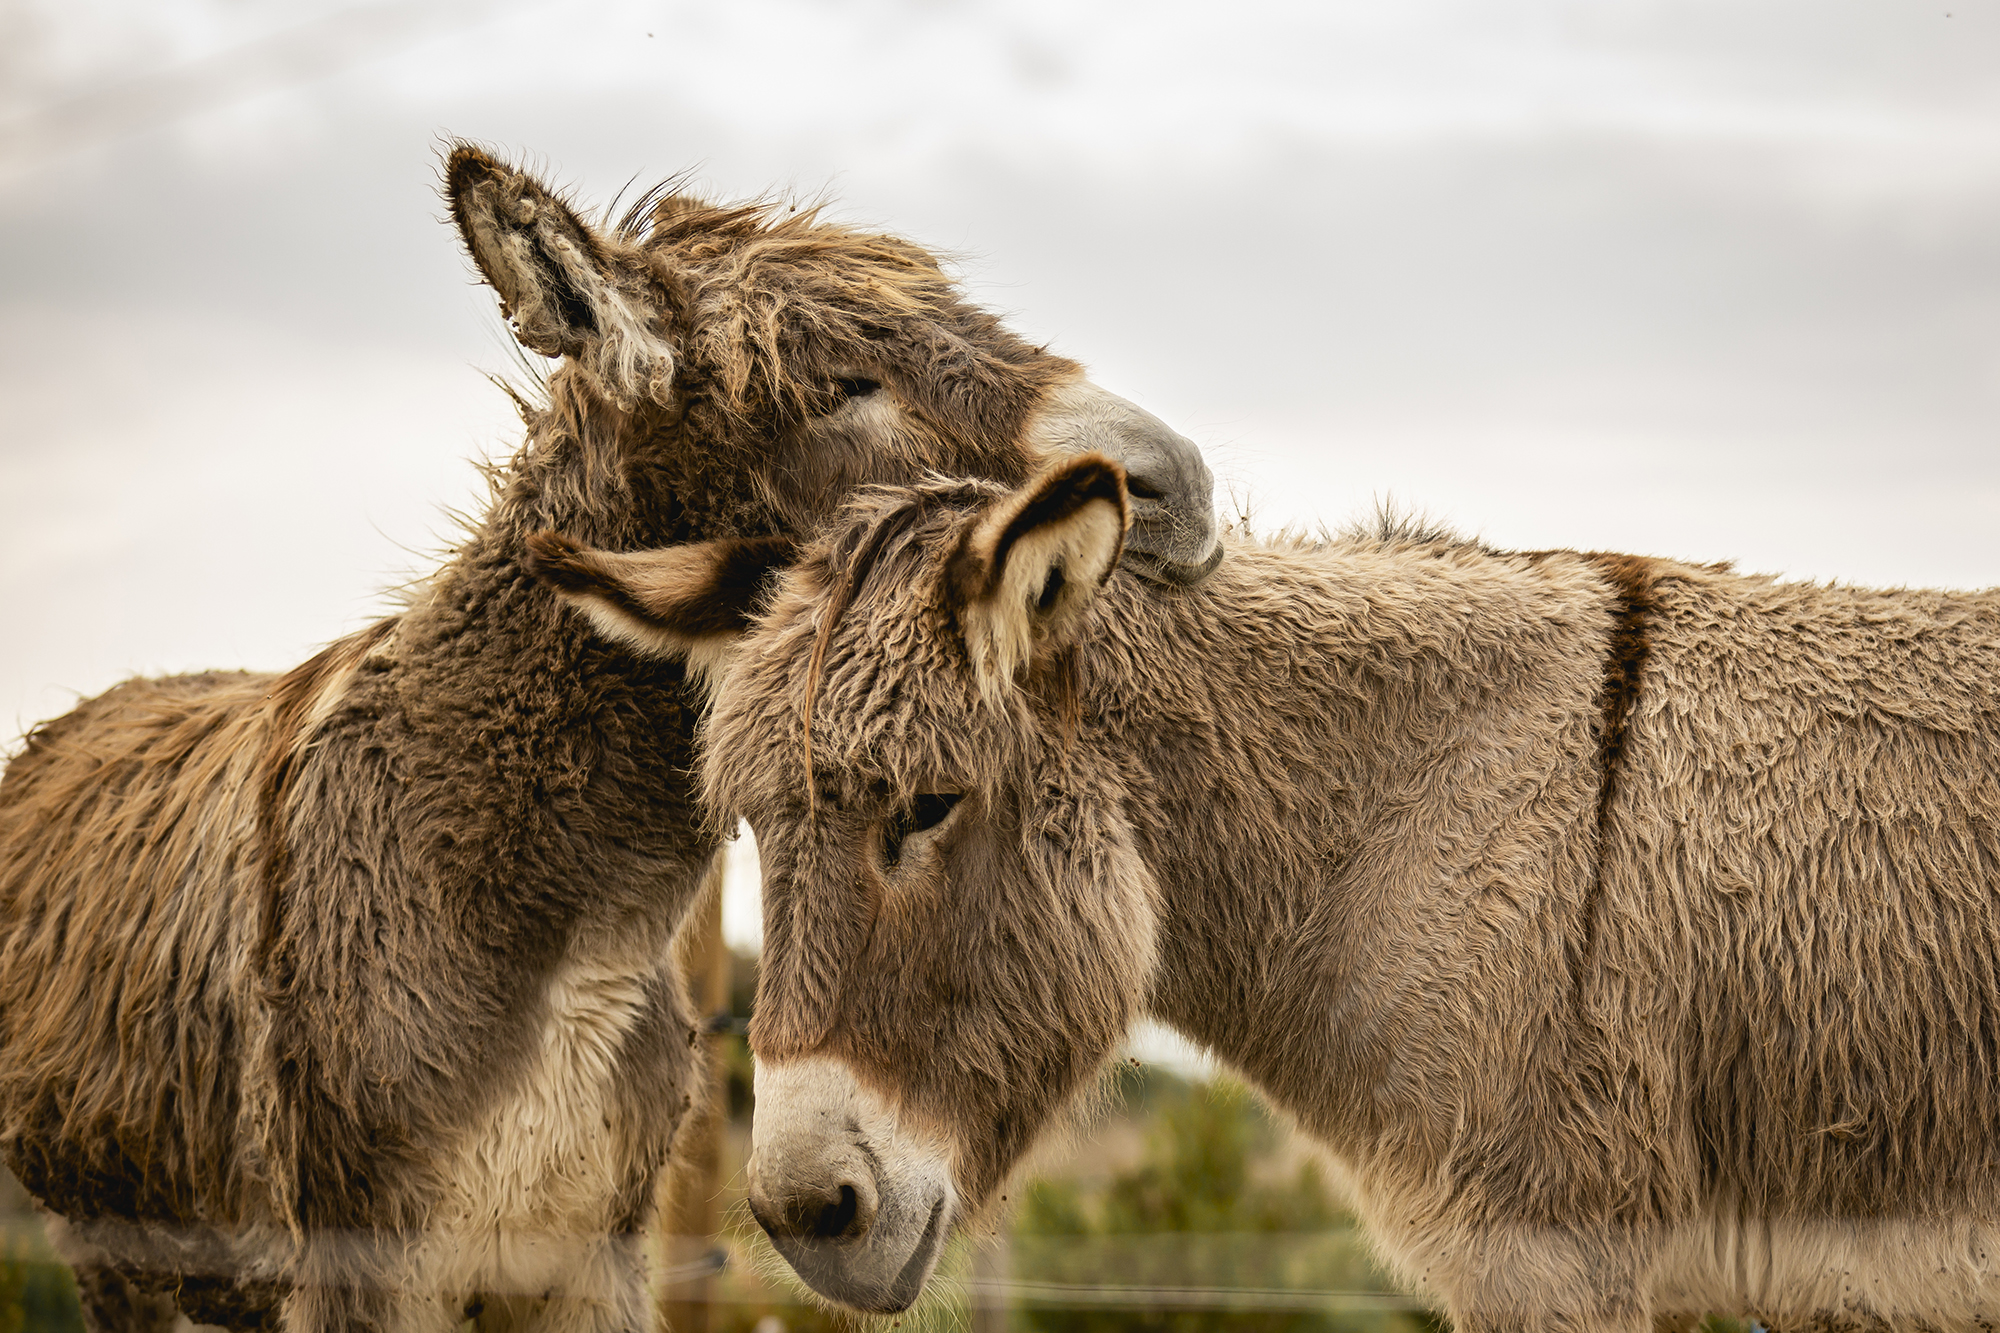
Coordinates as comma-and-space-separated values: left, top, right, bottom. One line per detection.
440, 147, 685, 409
442, 142, 501, 198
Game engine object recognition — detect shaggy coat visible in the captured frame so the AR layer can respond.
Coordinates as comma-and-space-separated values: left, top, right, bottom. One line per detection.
539, 458, 2000, 1332
0, 148, 1216, 1333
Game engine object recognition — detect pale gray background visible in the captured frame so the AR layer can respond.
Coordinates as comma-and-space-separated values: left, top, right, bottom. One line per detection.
3, 0, 1997, 971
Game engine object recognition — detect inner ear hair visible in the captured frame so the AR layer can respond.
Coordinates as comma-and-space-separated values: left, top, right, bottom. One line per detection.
446, 146, 607, 358
444, 143, 676, 409
523, 530, 795, 661
949, 453, 1129, 701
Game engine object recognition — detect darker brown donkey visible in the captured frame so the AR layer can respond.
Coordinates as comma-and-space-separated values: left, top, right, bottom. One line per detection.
0, 150, 1218, 1333
538, 456, 2000, 1332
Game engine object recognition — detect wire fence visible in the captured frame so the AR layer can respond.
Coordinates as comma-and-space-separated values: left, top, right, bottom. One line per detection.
963, 1280, 1429, 1314
0, 1215, 1439, 1324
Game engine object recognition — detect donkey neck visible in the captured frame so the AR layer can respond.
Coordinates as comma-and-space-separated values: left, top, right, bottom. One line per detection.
1094, 537, 1614, 1153
402, 390, 768, 664
329, 410, 738, 943
485, 391, 765, 550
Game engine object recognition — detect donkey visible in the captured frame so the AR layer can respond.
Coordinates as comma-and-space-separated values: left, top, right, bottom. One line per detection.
0, 148, 1218, 1333
532, 455, 2000, 1332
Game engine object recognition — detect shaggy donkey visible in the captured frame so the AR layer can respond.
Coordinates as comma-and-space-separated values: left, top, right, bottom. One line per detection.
0, 149, 1218, 1333
536, 456, 2000, 1332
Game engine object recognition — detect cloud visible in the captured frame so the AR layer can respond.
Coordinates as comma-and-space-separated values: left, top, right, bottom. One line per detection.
1, 0, 1996, 743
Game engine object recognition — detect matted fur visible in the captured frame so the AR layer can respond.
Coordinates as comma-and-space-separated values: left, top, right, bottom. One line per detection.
0, 145, 1211, 1333
684, 471, 2000, 1332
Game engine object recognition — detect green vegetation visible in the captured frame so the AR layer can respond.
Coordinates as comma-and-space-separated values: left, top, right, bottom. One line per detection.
0, 1215, 82, 1333
1020, 1071, 1341, 1236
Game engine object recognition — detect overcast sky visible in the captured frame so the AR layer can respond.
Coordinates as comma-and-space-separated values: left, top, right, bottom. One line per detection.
3, 0, 1997, 969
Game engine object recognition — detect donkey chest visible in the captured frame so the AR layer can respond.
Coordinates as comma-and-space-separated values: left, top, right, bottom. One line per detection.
426, 947, 668, 1273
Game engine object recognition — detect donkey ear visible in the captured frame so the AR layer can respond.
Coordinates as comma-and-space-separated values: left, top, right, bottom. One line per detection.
947, 453, 1129, 699
445, 144, 676, 409
524, 531, 795, 683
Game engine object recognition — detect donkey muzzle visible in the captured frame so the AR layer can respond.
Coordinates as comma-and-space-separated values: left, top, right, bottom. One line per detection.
747, 1056, 957, 1313
1027, 378, 1222, 586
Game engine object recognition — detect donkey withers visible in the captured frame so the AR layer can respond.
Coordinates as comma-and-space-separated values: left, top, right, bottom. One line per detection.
0, 150, 1218, 1333
538, 457, 2000, 1331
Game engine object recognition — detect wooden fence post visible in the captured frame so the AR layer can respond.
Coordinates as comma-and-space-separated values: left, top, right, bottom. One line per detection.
659, 854, 730, 1333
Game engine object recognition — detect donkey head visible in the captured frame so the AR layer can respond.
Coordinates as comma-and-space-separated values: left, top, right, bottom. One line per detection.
527, 456, 1159, 1311
448, 145, 1218, 580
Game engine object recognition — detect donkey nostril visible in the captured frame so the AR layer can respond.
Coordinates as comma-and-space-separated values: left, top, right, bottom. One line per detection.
1125, 477, 1166, 502
812, 1184, 860, 1239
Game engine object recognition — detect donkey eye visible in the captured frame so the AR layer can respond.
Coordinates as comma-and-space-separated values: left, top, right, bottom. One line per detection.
880, 793, 963, 869
831, 377, 881, 403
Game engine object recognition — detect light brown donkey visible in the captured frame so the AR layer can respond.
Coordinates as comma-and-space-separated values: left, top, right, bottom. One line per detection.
535, 456, 2000, 1332
0, 152, 1218, 1333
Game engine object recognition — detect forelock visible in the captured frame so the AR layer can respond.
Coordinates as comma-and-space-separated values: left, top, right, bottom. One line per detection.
819, 477, 1003, 599
701, 477, 1022, 815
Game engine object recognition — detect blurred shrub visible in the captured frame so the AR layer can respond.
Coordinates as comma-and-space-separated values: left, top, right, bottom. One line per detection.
0, 1247, 82, 1333
0, 1172, 81, 1333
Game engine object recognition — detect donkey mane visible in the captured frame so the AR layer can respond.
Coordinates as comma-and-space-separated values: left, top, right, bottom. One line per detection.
704, 478, 1044, 815
1333, 499, 1479, 551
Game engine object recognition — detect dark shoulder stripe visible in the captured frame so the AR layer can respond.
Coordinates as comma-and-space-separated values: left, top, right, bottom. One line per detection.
1585, 552, 1667, 810
1571, 552, 1670, 995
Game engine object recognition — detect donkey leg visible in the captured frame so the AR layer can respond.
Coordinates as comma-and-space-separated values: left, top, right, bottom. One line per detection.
283, 1281, 474, 1333
280, 1280, 388, 1333
43, 1208, 286, 1332
470, 1288, 638, 1333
